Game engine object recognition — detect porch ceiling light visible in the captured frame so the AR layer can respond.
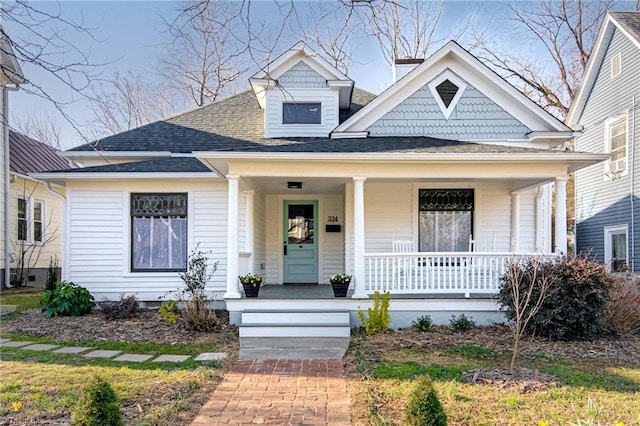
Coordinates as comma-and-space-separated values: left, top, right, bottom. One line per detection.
287, 181, 303, 189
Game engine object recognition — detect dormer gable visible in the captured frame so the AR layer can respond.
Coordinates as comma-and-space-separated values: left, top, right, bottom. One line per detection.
250, 41, 354, 138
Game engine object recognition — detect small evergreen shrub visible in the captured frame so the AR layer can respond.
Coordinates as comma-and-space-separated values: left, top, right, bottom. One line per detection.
412, 315, 434, 332
449, 314, 475, 332
357, 291, 391, 335
498, 254, 611, 340
159, 300, 179, 324
98, 294, 139, 320
405, 375, 447, 426
41, 281, 94, 317
71, 376, 123, 426
45, 256, 58, 292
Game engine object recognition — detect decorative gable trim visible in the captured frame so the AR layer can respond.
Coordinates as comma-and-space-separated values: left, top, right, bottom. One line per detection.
249, 41, 353, 109
427, 70, 467, 119
567, 12, 640, 126
333, 41, 570, 138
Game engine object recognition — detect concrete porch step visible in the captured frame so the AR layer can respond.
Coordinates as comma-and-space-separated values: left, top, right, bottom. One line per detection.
239, 337, 351, 360
239, 309, 351, 338
241, 310, 350, 325
239, 324, 351, 338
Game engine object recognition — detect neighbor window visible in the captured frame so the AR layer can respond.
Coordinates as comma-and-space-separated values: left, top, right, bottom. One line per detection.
33, 200, 43, 242
605, 225, 628, 272
606, 115, 627, 175
611, 52, 621, 79
17, 198, 27, 241
418, 189, 474, 252
282, 102, 321, 124
131, 193, 187, 272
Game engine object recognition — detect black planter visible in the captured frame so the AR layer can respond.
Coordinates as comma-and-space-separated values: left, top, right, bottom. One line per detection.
330, 281, 350, 297
242, 283, 261, 298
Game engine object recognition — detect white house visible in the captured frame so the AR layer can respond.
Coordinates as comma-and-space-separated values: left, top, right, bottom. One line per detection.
36, 41, 607, 330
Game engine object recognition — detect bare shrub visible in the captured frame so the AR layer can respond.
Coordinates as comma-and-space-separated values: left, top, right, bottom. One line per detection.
181, 296, 219, 332
605, 274, 640, 336
98, 294, 139, 320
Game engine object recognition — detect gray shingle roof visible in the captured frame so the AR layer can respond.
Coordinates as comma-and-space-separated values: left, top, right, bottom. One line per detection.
10, 130, 70, 174
610, 12, 640, 44
70, 88, 377, 153
55, 157, 212, 174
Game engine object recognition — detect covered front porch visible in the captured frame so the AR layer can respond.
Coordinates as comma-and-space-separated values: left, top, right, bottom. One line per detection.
196, 151, 582, 303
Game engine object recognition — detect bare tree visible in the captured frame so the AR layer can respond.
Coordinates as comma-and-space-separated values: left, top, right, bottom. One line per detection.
159, 1, 249, 107
472, 0, 614, 118
13, 110, 62, 149
1, 1, 104, 135
358, 0, 448, 64
90, 71, 181, 136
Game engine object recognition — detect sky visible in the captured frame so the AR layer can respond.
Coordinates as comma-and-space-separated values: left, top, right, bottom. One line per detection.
2, 0, 607, 149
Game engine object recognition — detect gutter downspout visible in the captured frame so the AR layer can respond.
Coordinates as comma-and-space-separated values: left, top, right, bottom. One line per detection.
4, 84, 19, 289
44, 182, 66, 280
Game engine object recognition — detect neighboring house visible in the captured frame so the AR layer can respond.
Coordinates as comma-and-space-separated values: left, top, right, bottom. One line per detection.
8, 130, 68, 287
36, 41, 606, 328
1, 26, 25, 289
567, 12, 640, 273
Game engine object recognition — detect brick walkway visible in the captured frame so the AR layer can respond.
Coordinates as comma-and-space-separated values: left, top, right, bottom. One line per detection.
190, 359, 350, 425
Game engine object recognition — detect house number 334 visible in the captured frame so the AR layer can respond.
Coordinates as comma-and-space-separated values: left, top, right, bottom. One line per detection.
327, 216, 339, 222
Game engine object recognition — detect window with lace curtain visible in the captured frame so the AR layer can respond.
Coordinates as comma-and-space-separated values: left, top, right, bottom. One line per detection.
418, 189, 474, 252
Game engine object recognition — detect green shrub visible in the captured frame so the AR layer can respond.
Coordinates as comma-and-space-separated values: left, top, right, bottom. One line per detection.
405, 375, 447, 426
71, 376, 123, 426
449, 314, 475, 332
412, 315, 434, 332
40, 281, 94, 317
159, 300, 179, 324
498, 254, 611, 340
98, 294, 139, 320
357, 291, 391, 335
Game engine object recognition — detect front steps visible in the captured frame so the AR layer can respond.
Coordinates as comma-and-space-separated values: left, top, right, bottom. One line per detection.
238, 309, 351, 338
239, 337, 351, 360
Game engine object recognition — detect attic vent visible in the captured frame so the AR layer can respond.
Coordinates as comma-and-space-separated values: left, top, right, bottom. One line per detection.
435, 80, 459, 108
427, 70, 467, 120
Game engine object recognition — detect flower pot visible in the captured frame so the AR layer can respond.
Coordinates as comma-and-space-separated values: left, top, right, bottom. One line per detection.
242, 283, 261, 298
330, 280, 350, 297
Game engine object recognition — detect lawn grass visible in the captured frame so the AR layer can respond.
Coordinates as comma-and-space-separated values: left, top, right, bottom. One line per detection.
349, 336, 640, 425
0, 289, 43, 311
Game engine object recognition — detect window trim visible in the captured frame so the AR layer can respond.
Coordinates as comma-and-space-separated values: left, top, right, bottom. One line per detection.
603, 113, 629, 179
130, 192, 188, 273
604, 224, 628, 272
611, 52, 622, 79
427, 70, 467, 120
282, 102, 322, 125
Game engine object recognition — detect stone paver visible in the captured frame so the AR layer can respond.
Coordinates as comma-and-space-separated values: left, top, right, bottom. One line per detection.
22, 344, 60, 351
114, 353, 154, 362
194, 352, 227, 361
54, 346, 92, 354
190, 359, 350, 426
84, 350, 122, 359
1, 340, 34, 348
0, 338, 10, 344
153, 355, 191, 363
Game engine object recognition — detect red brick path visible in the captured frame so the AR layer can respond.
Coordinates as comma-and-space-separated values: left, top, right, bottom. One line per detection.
190, 359, 350, 425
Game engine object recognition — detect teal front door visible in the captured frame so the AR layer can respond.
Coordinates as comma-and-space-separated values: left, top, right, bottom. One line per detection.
283, 201, 318, 283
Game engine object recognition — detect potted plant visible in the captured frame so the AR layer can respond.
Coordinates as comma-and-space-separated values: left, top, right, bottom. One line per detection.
329, 274, 351, 297
239, 273, 262, 298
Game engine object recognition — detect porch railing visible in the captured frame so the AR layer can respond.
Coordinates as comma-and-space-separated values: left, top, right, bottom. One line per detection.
364, 252, 558, 296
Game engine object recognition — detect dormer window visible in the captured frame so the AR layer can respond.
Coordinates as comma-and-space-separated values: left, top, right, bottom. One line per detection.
283, 102, 321, 124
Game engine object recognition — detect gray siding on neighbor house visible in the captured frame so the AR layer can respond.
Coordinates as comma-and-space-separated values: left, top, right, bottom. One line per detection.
277, 61, 327, 89
574, 27, 640, 271
367, 76, 531, 139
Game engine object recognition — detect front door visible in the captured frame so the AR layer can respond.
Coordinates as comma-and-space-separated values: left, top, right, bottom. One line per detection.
283, 201, 318, 283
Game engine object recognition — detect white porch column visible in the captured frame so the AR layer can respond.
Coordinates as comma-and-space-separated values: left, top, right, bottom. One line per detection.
555, 176, 568, 254
243, 190, 255, 253
225, 175, 241, 299
352, 177, 367, 298
511, 192, 520, 252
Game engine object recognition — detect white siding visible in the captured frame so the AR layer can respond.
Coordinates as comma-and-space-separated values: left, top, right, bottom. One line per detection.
264, 88, 339, 138
518, 189, 537, 252
66, 179, 227, 300
364, 183, 414, 253
253, 189, 267, 275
